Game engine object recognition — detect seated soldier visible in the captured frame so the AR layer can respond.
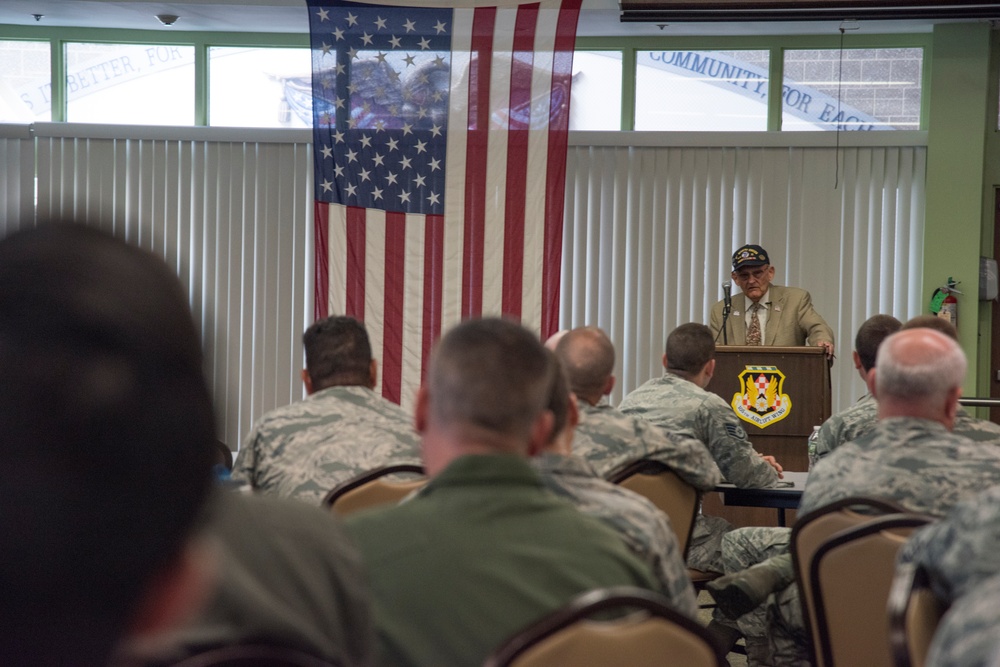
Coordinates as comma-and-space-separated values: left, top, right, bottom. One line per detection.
233, 315, 421, 503
533, 355, 698, 618
710, 328, 1000, 666
344, 318, 660, 667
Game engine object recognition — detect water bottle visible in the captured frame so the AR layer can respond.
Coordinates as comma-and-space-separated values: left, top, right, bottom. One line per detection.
807, 425, 821, 470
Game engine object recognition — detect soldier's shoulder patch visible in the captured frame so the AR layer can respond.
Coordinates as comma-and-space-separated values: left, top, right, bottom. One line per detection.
725, 423, 747, 440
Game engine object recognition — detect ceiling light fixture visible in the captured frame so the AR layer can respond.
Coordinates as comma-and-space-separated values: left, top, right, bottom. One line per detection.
32, 14, 43, 21
155, 14, 179, 26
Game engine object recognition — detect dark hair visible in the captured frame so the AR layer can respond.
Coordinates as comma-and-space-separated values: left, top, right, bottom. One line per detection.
555, 327, 614, 401
303, 316, 373, 390
665, 323, 715, 375
854, 314, 903, 372
901, 315, 959, 341
428, 317, 556, 444
0, 224, 215, 665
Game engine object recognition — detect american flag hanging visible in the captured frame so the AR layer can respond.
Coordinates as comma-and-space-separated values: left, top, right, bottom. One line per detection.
308, 0, 580, 408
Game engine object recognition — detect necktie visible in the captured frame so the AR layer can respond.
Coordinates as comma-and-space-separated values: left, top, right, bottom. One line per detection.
747, 303, 762, 345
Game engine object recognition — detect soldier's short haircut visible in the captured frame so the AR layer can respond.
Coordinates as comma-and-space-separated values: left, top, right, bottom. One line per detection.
876, 329, 966, 403
855, 314, 903, 372
0, 224, 215, 665
901, 315, 958, 341
665, 323, 716, 375
428, 317, 557, 443
303, 316, 373, 390
546, 352, 572, 442
555, 327, 614, 399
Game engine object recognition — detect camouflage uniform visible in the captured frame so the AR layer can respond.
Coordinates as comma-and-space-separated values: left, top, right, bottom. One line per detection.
232, 385, 421, 504
618, 372, 779, 489
534, 452, 699, 618
924, 572, 1000, 667
573, 398, 727, 572
816, 397, 1000, 459
724, 417, 1000, 666
574, 399, 720, 490
897, 484, 1000, 667
814, 393, 877, 459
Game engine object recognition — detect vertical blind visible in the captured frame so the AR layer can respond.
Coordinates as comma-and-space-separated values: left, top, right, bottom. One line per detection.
0, 124, 926, 448
561, 139, 927, 415
5, 123, 316, 450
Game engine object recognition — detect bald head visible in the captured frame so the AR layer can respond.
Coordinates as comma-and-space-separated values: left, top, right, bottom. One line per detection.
873, 328, 966, 425
554, 327, 615, 405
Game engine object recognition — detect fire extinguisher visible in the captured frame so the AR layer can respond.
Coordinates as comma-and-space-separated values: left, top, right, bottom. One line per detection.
930, 277, 962, 328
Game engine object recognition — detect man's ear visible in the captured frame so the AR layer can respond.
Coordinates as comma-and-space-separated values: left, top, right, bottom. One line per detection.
704, 358, 716, 380
852, 351, 862, 372
368, 359, 378, 389
662, 353, 668, 369
944, 385, 962, 424
301, 369, 314, 395
526, 410, 555, 457
567, 393, 581, 431
603, 375, 616, 396
414, 385, 430, 434
128, 537, 218, 641
867, 368, 878, 399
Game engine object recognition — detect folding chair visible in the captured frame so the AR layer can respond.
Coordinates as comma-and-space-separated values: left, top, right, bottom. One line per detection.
809, 514, 933, 667
791, 496, 910, 667
483, 586, 727, 667
888, 561, 948, 667
321, 463, 425, 516
607, 459, 718, 589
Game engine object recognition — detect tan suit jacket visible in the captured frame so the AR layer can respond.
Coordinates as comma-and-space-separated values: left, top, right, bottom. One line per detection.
709, 284, 834, 347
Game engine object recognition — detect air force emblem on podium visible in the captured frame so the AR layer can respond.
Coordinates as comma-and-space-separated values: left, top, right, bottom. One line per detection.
732, 365, 792, 428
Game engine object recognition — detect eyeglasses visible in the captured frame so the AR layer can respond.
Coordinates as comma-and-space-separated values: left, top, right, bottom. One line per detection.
734, 267, 769, 281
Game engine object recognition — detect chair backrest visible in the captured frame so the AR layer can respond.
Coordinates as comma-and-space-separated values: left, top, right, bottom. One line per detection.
888, 562, 948, 667
607, 459, 700, 558
322, 464, 426, 516
167, 644, 339, 667
482, 587, 727, 667
790, 496, 910, 667
810, 514, 933, 667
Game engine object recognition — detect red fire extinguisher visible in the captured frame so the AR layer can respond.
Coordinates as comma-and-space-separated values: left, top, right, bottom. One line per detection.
930, 277, 961, 328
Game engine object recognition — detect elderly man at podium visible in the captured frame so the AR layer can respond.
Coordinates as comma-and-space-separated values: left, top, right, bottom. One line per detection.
710, 244, 835, 358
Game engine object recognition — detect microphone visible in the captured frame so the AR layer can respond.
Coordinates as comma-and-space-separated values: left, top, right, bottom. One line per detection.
723, 281, 732, 310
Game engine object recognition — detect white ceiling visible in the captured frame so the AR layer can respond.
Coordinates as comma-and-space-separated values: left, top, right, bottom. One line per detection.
0, 0, 950, 37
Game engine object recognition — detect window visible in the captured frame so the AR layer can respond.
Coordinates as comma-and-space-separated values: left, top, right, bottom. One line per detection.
634, 50, 769, 131
570, 50, 622, 131
209, 47, 312, 128
0, 40, 51, 122
782, 48, 923, 131
65, 43, 195, 125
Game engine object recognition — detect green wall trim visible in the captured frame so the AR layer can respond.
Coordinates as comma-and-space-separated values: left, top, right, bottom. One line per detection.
924, 22, 992, 394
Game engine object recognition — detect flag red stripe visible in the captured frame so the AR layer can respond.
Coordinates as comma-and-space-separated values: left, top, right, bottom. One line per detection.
501, 4, 538, 318
422, 214, 444, 384
541, 0, 580, 337
313, 202, 330, 321
382, 212, 406, 403
461, 7, 496, 318
346, 206, 367, 320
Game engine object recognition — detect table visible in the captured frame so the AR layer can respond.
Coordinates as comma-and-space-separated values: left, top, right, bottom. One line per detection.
714, 471, 808, 527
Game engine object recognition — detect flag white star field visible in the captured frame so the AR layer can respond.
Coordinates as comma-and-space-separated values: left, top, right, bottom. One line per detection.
309, 0, 580, 407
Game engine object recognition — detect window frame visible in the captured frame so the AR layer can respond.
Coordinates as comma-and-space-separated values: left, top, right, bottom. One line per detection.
0, 25, 930, 131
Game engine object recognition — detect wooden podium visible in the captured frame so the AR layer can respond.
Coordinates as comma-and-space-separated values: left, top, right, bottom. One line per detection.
702, 345, 831, 527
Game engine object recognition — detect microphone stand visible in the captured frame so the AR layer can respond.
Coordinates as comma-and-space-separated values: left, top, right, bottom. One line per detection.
721, 282, 732, 345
